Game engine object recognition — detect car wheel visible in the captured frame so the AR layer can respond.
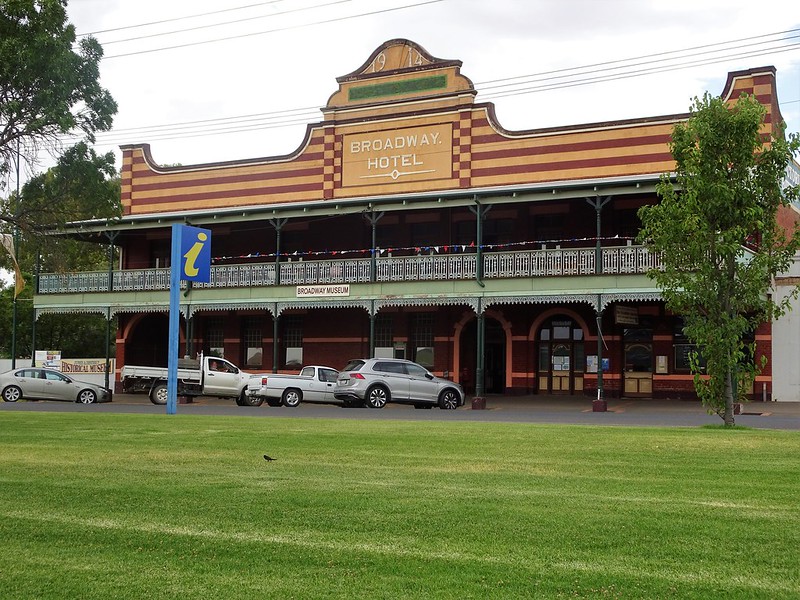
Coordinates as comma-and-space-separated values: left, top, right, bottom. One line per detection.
366, 386, 389, 409
282, 388, 302, 407
77, 389, 97, 404
240, 389, 263, 407
150, 384, 168, 405
2, 385, 21, 402
438, 389, 460, 410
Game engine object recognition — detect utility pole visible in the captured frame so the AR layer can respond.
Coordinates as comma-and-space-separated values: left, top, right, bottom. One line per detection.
11, 139, 20, 368
30, 252, 40, 366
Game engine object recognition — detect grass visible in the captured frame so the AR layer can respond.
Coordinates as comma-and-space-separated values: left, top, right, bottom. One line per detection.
1, 412, 798, 599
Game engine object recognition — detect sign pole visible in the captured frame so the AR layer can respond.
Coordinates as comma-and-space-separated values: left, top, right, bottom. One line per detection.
167, 225, 182, 415
166, 224, 212, 415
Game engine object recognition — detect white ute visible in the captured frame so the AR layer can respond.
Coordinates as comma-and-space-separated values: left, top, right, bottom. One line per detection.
120, 355, 265, 406
246, 366, 340, 407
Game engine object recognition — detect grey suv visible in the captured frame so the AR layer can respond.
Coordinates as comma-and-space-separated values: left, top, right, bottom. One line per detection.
335, 358, 464, 409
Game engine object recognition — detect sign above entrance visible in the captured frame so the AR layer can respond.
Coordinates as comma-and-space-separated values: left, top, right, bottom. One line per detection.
614, 305, 639, 326
342, 123, 452, 188
296, 284, 350, 298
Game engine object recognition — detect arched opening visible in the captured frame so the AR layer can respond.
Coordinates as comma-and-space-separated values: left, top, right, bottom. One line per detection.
124, 313, 171, 367
459, 317, 507, 394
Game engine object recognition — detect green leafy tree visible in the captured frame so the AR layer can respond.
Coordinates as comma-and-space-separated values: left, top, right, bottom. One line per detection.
0, 1, 118, 361
0, 144, 120, 361
15, 141, 120, 263
0, 276, 31, 358
1, 141, 120, 273
0, 0, 116, 230
0, 280, 116, 359
638, 93, 800, 425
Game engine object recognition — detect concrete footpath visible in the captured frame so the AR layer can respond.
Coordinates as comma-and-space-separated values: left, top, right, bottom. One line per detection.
6, 392, 794, 430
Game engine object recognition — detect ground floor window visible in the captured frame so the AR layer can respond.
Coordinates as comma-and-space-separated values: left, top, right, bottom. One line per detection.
206, 316, 224, 358
374, 314, 394, 358
623, 327, 653, 372
282, 315, 303, 369
673, 317, 706, 372
243, 317, 263, 368
412, 312, 434, 368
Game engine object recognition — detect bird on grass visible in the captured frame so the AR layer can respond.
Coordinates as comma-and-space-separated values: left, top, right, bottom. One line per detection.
263, 454, 277, 461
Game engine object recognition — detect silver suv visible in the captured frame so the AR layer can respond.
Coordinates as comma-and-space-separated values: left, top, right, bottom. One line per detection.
335, 358, 464, 409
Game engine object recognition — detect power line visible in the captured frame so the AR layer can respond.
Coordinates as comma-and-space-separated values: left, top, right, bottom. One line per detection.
76, 30, 799, 146
70, 114, 318, 145
102, 0, 446, 59
98, 0, 352, 46
96, 106, 321, 136
480, 43, 800, 101
478, 28, 800, 88
479, 31, 800, 94
77, 1, 288, 36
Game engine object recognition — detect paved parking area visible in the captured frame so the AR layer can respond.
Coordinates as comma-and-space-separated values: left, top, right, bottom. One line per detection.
5, 393, 798, 430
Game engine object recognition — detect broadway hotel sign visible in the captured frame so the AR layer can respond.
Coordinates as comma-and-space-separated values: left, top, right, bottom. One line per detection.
342, 123, 452, 187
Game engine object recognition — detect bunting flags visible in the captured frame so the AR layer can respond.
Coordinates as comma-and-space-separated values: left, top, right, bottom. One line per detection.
0, 233, 25, 298
209, 235, 628, 264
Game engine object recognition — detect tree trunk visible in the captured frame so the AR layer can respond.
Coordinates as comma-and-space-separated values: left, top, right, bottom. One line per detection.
723, 365, 735, 426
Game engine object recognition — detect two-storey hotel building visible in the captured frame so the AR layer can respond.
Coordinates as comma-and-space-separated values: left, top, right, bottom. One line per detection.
34, 39, 798, 401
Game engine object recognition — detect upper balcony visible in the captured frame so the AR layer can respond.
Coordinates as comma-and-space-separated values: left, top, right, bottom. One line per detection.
37, 244, 661, 294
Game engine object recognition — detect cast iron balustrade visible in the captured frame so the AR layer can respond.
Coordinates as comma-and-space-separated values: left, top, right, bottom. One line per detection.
37, 245, 662, 294
279, 259, 371, 284
375, 253, 477, 282
603, 244, 662, 274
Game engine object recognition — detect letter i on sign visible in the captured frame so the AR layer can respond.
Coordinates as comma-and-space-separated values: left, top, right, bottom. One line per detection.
184, 233, 207, 277
179, 225, 212, 283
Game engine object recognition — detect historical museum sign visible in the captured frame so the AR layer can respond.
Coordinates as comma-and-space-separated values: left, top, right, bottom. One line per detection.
296, 284, 351, 298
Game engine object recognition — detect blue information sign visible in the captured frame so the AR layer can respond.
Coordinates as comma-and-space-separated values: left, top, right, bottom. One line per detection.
166, 224, 212, 414
179, 225, 212, 283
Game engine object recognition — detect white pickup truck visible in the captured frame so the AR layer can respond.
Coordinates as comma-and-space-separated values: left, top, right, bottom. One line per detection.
246, 365, 341, 407
120, 355, 264, 406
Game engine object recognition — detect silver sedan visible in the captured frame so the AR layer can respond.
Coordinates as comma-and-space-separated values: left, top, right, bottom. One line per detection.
0, 367, 112, 404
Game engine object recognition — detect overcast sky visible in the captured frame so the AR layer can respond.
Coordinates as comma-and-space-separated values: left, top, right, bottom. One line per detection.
1, 0, 798, 285
38, 0, 800, 172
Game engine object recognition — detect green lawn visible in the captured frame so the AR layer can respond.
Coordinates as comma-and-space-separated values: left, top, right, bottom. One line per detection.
1, 413, 798, 599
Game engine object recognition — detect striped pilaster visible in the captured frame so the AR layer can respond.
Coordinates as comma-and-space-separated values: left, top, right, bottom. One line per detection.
323, 127, 336, 199
454, 111, 472, 188
120, 148, 134, 215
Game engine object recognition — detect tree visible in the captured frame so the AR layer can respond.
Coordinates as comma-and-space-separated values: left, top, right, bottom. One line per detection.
0, 0, 117, 231
0, 1, 118, 361
16, 140, 120, 243
0, 280, 116, 359
1, 141, 120, 273
638, 92, 800, 425
0, 143, 120, 361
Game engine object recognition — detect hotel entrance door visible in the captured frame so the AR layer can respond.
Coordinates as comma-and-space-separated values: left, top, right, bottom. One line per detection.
537, 318, 585, 395
550, 342, 572, 393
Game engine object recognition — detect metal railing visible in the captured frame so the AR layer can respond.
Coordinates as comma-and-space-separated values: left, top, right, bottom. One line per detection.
37, 245, 661, 294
